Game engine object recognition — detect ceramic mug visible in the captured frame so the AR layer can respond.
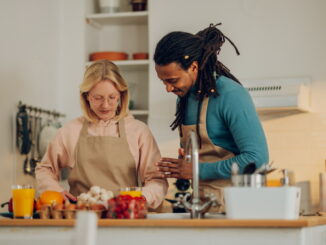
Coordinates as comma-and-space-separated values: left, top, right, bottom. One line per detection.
99, 0, 120, 13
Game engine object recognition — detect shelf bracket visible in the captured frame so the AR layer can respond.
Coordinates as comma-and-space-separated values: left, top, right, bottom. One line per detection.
85, 18, 102, 30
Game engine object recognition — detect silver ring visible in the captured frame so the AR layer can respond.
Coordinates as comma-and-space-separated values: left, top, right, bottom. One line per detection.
164, 172, 171, 175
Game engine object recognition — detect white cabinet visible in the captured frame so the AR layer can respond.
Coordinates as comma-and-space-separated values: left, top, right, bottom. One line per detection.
85, 1, 149, 123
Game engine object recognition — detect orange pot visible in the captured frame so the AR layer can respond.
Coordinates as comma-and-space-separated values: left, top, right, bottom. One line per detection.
90, 52, 128, 61
132, 52, 149, 60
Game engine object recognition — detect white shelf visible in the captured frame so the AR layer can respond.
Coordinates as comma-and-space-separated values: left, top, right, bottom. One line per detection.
86, 11, 148, 26
85, 5, 150, 123
86, 59, 149, 71
130, 110, 148, 116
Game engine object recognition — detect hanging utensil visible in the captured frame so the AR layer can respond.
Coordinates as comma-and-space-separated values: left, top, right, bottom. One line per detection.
16, 104, 31, 155
35, 114, 42, 160
23, 112, 33, 175
38, 112, 58, 158
53, 113, 62, 129
29, 110, 42, 176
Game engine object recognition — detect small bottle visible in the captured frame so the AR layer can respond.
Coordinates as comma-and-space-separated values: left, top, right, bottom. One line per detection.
281, 169, 289, 186
231, 162, 239, 176
231, 162, 241, 187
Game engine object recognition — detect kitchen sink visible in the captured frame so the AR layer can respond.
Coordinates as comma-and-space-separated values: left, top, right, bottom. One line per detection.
147, 212, 226, 219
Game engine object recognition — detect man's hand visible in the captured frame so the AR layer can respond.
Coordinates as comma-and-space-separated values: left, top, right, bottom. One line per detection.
155, 157, 193, 179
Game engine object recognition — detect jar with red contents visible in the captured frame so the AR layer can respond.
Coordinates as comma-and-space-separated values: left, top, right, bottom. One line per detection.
107, 195, 147, 219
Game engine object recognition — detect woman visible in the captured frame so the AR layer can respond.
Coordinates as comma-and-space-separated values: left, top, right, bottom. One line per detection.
36, 60, 168, 209
153, 23, 269, 210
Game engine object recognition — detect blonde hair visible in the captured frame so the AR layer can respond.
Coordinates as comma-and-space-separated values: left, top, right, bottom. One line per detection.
80, 60, 129, 122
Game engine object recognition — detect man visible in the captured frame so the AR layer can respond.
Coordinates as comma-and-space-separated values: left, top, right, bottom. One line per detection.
153, 24, 269, 210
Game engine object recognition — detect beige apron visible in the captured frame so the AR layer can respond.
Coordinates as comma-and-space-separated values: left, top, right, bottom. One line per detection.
180, 97, 235, 212
68, 118, 139, 197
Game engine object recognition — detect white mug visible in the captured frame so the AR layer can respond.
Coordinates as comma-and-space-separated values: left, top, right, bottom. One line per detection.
99, 0, 120, 13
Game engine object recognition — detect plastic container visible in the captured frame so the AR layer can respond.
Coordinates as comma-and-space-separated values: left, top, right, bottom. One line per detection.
224, 186, 301, 219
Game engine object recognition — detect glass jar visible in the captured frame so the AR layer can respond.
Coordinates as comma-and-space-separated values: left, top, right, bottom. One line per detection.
130, 0, 147, 11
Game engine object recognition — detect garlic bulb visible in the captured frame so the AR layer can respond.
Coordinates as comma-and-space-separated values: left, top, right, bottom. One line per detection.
90, 186, 101, 196
100, 193, 109, 202
77, 186, 114, 205
88, 197, 97, 205
78, 193, 90, 202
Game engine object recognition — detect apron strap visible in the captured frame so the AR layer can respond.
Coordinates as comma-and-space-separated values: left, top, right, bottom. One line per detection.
118, 118, 142, 187
80, 120, 89, 136
117, 118, 127, 139
81, 119, 126, 139
199, 97, 209, 125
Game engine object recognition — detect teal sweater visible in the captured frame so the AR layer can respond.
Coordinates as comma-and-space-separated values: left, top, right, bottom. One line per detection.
183, 76, 269, 180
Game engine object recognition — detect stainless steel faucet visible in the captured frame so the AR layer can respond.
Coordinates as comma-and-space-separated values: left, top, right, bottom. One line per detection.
182, 130, 219, 219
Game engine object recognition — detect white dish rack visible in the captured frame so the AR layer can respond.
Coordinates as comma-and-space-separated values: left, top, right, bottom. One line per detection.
224, 186, 301, 220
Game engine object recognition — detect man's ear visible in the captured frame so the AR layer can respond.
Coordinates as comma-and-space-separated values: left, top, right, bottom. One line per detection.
190, 61, 198, 72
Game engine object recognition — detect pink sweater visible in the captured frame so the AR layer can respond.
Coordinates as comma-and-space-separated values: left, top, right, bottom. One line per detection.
35, 115, 168, 209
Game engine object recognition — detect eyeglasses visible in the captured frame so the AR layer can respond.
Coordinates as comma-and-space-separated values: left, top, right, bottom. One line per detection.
88, 93, 120, 106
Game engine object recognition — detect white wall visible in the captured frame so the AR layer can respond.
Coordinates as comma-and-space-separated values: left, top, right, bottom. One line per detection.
0, 0, 61, 208
0, 0, 85, 210
149, 0, 326, 210
57, 0, 86, 119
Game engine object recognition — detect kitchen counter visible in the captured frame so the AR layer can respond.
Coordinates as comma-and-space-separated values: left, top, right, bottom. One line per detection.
1, 215, 326, 227
1, 216, 326, 245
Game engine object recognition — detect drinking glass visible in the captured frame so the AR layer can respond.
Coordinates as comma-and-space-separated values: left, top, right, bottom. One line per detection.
11, 184, 35, 219
119, 187, 142, 197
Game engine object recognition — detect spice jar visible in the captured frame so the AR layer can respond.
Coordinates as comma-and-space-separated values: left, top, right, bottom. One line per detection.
130, 0, 147, 11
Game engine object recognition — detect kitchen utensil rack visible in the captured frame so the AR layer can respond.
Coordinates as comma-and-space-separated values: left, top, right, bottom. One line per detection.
17, 101, 66, 118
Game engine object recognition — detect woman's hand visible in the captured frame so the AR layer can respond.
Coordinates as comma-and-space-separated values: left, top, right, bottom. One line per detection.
61, 191, 77, 202
155, 157, 193, 179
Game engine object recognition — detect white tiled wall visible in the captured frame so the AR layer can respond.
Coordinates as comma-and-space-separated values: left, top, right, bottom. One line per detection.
263, 112, 326, 211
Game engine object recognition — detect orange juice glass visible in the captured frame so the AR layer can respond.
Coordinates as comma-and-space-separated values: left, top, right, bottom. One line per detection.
266, 179, 282, 187
119, 187, 142, 197
12, 184, 35, 219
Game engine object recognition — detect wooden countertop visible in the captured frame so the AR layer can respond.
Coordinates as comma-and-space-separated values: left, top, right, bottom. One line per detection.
1, 216, 326, 228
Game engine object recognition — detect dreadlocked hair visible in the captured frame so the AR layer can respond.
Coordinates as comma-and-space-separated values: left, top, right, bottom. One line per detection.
154, 23, 240, 144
